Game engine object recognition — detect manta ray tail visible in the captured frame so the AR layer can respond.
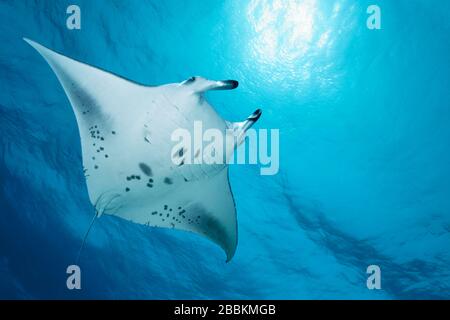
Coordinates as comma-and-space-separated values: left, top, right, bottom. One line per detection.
76, 211, 98, 264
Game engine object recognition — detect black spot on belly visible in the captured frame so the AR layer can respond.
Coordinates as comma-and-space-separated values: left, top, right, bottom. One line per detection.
163, 177, 173, 185
94, 165, 98, 169
125, 187, 130, 192
139, 163, 153, 176
151, 211, 157, 215
112, 131, 116, 135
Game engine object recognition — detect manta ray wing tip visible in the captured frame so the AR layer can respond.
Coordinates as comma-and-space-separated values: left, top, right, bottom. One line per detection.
23, 37, 33, 45
225, 244, 237, 263
22, 37, 42, 51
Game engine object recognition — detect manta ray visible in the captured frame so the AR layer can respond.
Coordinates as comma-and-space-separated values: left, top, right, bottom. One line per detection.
24, 38, 261, 262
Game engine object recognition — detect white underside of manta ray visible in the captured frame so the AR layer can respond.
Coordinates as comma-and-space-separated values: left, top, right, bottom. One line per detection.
24, 38, 262, 262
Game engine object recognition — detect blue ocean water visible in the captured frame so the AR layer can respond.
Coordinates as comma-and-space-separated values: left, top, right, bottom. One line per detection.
0, 0, 449, 299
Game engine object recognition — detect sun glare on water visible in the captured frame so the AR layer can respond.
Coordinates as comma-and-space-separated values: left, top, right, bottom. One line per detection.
245, 0, 348, 89
247, 0, 317, 62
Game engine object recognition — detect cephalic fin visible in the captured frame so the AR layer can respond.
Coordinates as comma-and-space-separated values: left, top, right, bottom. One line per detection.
229, 109, 262, 145
181, 76, 238, 93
